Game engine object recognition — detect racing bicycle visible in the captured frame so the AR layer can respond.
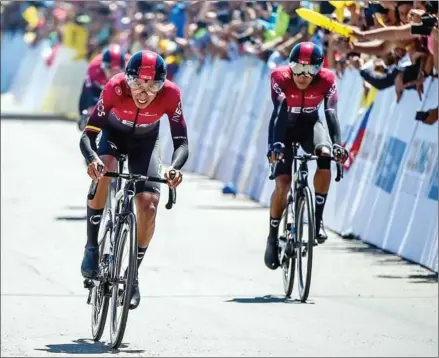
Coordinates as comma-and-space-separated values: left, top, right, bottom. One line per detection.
84, 154, 176, 349
270, 143, 343, 302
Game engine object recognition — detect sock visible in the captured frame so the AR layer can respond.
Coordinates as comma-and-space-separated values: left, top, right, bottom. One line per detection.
315, 193, 328, 233
137, 246, 148, 269
269, 216, 281, 238
86, 206, 104, 248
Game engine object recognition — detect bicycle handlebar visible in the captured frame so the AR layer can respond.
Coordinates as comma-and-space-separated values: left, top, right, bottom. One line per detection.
87, 167, 177, 210
269, 155, 344, 182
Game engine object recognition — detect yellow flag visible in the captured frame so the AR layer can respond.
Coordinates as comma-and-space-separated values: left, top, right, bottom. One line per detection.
22, 6, 39, 29
329, 1, 355, 9
296, 8, 356, 41
62, 23, 89, 60
329, 1, 356, 22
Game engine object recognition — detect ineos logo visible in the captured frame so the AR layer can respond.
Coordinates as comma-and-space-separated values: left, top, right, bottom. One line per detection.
272, 80, 283, 95
121, 120, 154, 128
289, 106, 318, 114
172, 101, 182, 122
326, 83, 337, 98
97, 97, 105, 117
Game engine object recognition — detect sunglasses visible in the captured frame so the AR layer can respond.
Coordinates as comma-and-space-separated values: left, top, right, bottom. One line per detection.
290, 62, 322, 77
126, 78, 165, 93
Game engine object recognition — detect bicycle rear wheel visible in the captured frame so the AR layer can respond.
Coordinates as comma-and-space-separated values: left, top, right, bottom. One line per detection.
281, 197, 296, 298
109, 212, 137, 349
296, 186, 315, 302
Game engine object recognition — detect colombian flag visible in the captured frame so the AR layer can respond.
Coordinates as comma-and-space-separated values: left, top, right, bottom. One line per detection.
343, 105, 373, 171
342, 86, 378, 171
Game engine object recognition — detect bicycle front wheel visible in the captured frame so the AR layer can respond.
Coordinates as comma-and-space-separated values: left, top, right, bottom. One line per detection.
296, 186, 315, 302
90, 226, 111, 341
109, 212, 138, 349
281, 197, 296, 298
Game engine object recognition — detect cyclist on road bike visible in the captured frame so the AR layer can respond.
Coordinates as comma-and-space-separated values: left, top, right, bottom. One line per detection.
265, 42, 348, 270
79, 50, 189, 309
77, 44, 130, 131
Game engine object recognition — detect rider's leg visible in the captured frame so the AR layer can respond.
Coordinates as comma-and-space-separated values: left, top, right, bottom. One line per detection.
81, 129, 120, 279
270, 175, 292, 237
309, 121, 333, 243
265, 135, 293, 270
127, 140, 161, 309
81, 154, 118, 278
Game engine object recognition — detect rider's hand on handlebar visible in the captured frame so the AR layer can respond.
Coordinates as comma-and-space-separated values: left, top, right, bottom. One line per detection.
267, 142, 285, 164
165, 167, 183, 189
332, 144, 349, 165
87, 158, 106, 182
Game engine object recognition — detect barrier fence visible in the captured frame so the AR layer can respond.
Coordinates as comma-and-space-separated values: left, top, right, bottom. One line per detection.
2, 34, 437, 272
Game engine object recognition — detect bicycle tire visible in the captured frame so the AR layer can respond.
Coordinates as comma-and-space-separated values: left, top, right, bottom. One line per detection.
109, 212, 137, 349
296, 186, 315, 302
281, 199, 296, 298
91, 227, 111, 341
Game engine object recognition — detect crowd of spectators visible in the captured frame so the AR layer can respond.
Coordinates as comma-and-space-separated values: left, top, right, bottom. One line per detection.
1, 1, 437, 121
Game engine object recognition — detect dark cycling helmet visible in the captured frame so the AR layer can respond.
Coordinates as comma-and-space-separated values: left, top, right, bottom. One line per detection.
289, 42, 324, 76
125, 50, 167, 84
101, 44, 126, 70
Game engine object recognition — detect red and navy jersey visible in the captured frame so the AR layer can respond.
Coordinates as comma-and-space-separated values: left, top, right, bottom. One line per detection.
270, 65, 338, 117
85, 72, 187, 140
85, 54, 108, 89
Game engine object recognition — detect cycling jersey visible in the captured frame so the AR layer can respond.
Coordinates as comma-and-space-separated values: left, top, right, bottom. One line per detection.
78, 82, 102, 116
80, 72, 189, 171
86, 54, 108, 89
78, 54, 108, 116
268, 65, 341, 148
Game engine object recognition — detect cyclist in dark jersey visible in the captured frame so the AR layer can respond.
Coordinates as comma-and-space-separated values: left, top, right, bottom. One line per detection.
265, 42, 348, 270
79, 50, 189, 309
77, 44, 129, 130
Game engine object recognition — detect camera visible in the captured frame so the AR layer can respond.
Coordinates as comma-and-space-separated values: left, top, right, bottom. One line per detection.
411, 13, 438, 36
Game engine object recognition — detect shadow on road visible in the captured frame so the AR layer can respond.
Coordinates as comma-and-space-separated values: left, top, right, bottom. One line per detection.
65, 205, 86, 210
55, 215, 86, 221
34, 338, 144, 355
377, 273, 438, 284
326, 240, 395, 257
326, 239, 437, 284
226, 295, 315, 304
196, 204, 266, 211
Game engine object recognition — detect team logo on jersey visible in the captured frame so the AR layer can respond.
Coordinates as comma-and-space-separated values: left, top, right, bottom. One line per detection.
97, 96, 105, 117
171, 101, 182, 122
326, 83, 337, 98
115, 86, 122, 96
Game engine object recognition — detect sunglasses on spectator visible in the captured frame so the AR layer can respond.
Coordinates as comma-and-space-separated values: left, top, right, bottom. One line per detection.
290, 62, 322, 77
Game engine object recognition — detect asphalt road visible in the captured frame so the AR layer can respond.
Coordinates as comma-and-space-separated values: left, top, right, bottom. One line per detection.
1, 119, 438, 357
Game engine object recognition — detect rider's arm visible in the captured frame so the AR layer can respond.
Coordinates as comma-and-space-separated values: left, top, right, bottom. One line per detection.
323, 79, 342, 145
166, 88, 189, 170
88, 61, 106, 89
79, 83, 114, 164
269, 71, 289, 147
